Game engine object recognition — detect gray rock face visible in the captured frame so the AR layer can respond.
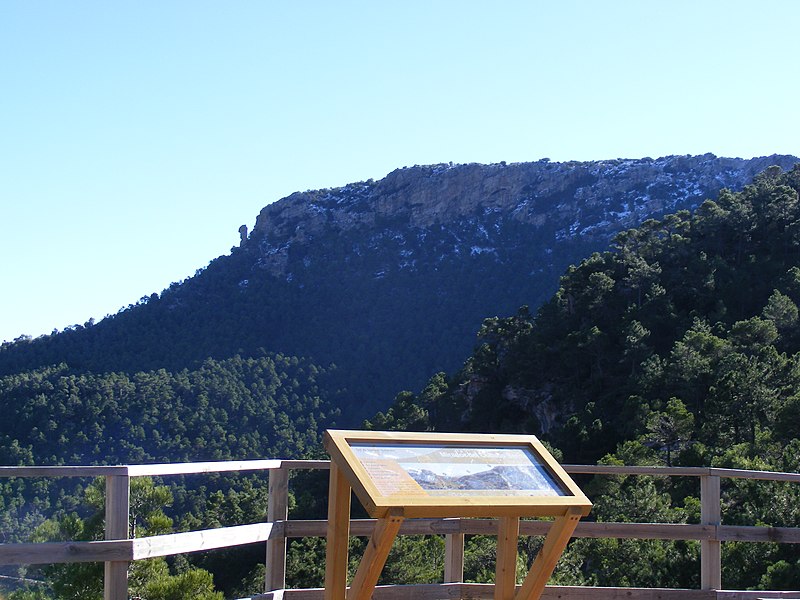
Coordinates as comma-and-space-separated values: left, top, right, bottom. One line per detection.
249, 154, 798, 276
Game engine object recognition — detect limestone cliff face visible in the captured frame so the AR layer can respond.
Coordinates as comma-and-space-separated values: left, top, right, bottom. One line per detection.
248, 154, 798, 277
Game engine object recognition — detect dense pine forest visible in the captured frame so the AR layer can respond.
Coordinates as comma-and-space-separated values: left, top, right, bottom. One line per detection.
0, 354, 337, 599
3, 164, 800, 597
4, 156, 793, 423
367, 164, 800, 589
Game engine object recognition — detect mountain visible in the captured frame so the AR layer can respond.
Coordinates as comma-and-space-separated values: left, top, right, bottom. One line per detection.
369, 164, 800, 464
363, 163, 800, 591
2, 154, 796, 422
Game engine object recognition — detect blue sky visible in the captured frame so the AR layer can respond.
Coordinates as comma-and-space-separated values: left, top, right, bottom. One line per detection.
2, 1, 799, 343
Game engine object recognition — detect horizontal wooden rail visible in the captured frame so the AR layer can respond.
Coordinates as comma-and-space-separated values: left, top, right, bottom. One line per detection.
6, 460, 798, 481
0, 540, 132, 565
563, 464, 800, 482
0, 459, 286, 479
0, 523, 277, 565
125, 460, 283, 477
131, 522, 276, 559
9, 514, 770, 560
281, 518, 800, 544
0, 465, 132, 478
284, 518, 462, 538
252, 583, 800, 600
2, 459, 800, 600
717, 525, 800, 544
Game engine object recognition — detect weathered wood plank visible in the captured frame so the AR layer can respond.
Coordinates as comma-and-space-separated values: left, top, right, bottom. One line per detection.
0, 540, 133, 565
471, 519, 712, 540
105, 475, 130, 542
450, 518, 713, 541
253, 583, 465, 599
284, 518, 715, 541
707, 468, 800, 483
104, 562, 127, 600
4, 461, 800, 483
444, 532, 464, 583
6, 520, 794, 570
325, 462, 352, 600
280, 460, 332, 470
563, 465, 710, 477
249, 584, 719, 600
104, 474, 130, 600
267, 467, 290, 592
538, 586, 715, 600
252, 587, 800, 600
132, 523, 275, 559
701, 475, 721, 591
0, 465, 130, 478
562, 464, 800, 484
568, 522, 714, 541
285, 518, 461, 538
718, 525, 800, 544
126, 460, 282, 477
0, 524, 275, 566
496, 517, 520, 600
721, 592, 800, 599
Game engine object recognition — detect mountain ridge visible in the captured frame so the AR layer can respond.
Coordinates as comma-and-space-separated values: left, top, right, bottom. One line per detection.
2, 154, 797, 421
248, 153, 796, 277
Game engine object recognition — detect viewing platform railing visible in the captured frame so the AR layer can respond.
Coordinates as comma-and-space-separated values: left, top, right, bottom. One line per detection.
1, 460, 800, 600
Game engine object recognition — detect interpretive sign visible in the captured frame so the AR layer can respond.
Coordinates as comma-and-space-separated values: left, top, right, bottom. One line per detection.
323, 430, 591, 600
324, 430, 590, 519
350, 442, 567, 498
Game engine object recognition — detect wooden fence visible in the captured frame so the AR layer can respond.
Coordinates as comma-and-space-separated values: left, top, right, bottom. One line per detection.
1, 461, 799, 600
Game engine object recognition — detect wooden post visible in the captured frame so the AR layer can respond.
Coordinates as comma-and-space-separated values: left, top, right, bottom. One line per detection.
266, 466, 289, 592
701, 475, 721, 590
325, 462, 352, 600
104, 474, 130, 600
347, 508, 404, 600
514, 507, 582, 600
495, 516, 520, 600
444, 532, 464, 583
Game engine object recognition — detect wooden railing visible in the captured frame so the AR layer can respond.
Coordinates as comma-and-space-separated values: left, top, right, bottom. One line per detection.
1, 461, 800, 600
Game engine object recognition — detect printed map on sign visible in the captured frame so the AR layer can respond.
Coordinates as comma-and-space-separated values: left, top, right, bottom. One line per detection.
350, 443, 568, 497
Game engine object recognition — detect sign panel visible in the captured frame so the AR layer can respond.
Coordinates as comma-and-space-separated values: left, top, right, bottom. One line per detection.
324, 430, 591, 518
350, 443, 567, 497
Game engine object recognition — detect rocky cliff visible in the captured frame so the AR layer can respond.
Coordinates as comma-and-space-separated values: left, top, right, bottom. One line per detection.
248, 154, 797, 278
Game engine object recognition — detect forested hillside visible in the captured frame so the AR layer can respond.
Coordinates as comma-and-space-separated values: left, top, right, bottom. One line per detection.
0, 354, 334, 466
3, 155, 794, 421
5, 161, 800, 597
368, 164, 800, 589
0, 353, 336, 599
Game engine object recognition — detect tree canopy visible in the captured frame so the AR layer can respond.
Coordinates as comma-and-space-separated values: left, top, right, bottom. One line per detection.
368, 164, 800, 589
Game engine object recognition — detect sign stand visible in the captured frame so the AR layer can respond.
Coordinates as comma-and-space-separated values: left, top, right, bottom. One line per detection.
323, 430, 591, 600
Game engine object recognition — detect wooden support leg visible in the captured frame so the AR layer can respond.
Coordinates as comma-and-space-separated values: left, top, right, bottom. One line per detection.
325, 463, 352, 600
347, 508, 404, 600
514, 508, 582, 600
495, 516, 520, 600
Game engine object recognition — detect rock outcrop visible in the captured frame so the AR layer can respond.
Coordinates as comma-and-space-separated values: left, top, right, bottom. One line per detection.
249, 154, 798, 277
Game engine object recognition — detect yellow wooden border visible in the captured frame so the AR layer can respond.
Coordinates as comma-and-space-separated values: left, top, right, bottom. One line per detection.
323, 430, 591, 519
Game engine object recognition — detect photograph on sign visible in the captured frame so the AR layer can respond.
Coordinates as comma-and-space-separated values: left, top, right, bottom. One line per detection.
350, 442, 568, 498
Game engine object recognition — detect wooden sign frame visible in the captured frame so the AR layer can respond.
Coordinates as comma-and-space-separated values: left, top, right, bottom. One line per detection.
323, 430, 591, 600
